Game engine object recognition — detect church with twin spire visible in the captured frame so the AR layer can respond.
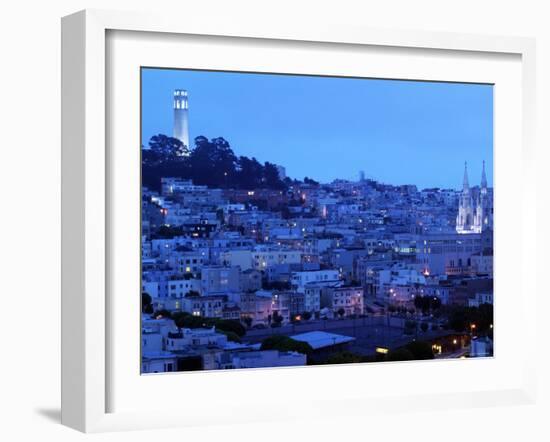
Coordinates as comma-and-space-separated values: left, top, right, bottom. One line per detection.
456, 162, 493, 234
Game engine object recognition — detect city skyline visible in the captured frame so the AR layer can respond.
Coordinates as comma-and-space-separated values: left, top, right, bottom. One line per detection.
140, 69, 494, 374
141, 68, 493, 190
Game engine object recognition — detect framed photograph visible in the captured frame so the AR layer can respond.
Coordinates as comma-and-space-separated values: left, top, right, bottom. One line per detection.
61, 9, 537, 433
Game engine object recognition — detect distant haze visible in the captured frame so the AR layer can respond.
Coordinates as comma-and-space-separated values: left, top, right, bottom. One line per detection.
142, 68, 493, 190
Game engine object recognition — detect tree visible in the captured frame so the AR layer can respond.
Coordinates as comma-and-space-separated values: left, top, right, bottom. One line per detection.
147, 134, 188, 158
153, 309, 172, 319
337, 308, 345, 318
141, 292, 152, 313
219, 330, 241, 343
404, 320, 417, 335
303, 176, 320, 186
216, 208, 225, 225
262, 280, 291, 291
420, 322, 429, 333
172, 312, 198, 331
264, 162, 285, 189
214, 319, 246, 337
302, 311, 312, 321
155, 225, 184, 239
142, 133, 290, 192
386, 348, 415, 362
187, 136, 238, 187
447, 304, 493, 334
272, 311, 284, 326
414, 295, 442, 314
404, 341, 434, 360
237, 156, 264, 189
260, 336, 313, 355
324, 351, 363, 365
242, 316, 253, 328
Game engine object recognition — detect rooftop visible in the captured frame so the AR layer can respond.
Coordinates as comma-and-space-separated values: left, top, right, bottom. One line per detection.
290, 331, 355, 350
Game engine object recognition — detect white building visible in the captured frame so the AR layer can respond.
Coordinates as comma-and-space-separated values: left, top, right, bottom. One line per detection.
321, 286, 364, 316
470, 250, 494, 276
182, 295, 226, 318
470, 336, 493, 357
468, 292, 493, 307
142, 330, 163, 353
141, 352, 178, 374
456, 162, 493, 234
416, 232, 490, 276
252, 248, 302, 271
164, 327, 228, 351
168, 251, 205, 274
291, 269, 341, 292
303, 285, 322, 313
167, 278, 202, 298
376, 266, 427, 303
201, 266, 241, 295
215, 350, 306, 369
220, 249, 253, 271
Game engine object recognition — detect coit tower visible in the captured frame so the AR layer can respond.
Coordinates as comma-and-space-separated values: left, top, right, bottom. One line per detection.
173, 89, 190, 153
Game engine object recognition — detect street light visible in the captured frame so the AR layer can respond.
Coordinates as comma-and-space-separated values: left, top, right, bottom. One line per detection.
470, 324, 476, 344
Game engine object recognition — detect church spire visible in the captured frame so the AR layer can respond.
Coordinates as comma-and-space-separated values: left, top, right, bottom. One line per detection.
481, 160, 487, 189
462, 161, 470, 191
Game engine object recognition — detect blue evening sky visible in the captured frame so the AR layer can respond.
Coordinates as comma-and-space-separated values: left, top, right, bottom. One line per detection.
141, 68, 493, 190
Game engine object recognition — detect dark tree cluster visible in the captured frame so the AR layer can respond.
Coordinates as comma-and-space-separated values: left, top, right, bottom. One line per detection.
414, 295, 442, 314
386, 341, 434, 361
142, 134, 291, 191
446, 304, 493, 334
170, 312, 247, 337
260, 335, 313, 355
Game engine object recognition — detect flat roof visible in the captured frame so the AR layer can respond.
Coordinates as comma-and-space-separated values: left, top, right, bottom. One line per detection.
291, 331, 355, 350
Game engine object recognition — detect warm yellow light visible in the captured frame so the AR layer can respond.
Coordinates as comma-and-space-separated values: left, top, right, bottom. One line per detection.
453, 339, 458, 345
376, 347, 389, 354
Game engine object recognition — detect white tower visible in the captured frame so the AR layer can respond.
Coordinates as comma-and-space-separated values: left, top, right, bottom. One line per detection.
456, 162, 477, 234
474, 161, 491, 232
173, 89, 190, 153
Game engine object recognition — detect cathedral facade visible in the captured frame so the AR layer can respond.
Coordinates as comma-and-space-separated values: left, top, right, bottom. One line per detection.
456, 162, 492, 234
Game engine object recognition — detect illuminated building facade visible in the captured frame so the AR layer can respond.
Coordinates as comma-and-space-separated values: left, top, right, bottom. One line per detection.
456, 161, 493, 234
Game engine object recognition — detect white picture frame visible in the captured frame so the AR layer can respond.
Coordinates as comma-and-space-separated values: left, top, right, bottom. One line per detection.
61, 9, 538, 433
